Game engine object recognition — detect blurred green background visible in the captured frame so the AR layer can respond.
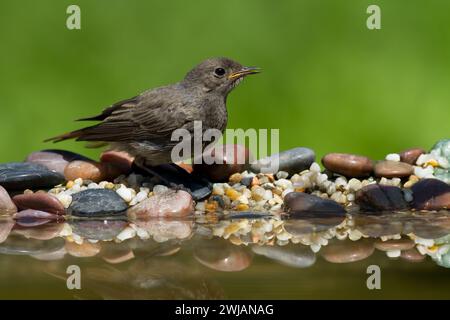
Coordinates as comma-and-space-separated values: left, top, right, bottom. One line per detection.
0, 0, 449, 163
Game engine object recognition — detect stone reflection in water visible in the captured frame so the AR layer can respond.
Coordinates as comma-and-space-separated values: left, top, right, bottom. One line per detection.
252, 244, 316, 268
321, 239, 375, 263
0, 217, 14, 243
194, 238, 252, 272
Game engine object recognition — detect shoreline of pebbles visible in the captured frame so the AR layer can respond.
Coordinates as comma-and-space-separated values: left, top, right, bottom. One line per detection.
0, 139, 449, 222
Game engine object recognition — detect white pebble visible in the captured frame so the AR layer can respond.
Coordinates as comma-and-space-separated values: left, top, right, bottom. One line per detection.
116, 186, 135, 202
386, 250, 401, 258
414, 166, 434, 179
281, 188, 294, 198
276, 171, 289, 179
153, 184, 168, 194
87, 182, 100, 189
116, 227, 136, 242
274, 179, 292, 190
347, 178, 362, 192
56, 193, 72, 208
385, 153, 400, 162
310, 162, 321, 173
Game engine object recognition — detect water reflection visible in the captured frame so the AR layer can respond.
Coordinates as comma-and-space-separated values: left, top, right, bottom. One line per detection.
1, 211, 450, 298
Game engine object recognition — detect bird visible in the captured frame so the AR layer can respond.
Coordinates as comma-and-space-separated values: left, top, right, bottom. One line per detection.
46, 57, 260, 181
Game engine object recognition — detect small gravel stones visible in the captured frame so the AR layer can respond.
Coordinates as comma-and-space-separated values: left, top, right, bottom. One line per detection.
399, 148, 426, 165
25, 150, 90, 175
322, 153, 373, 178
68, 189, 128, 217
284, 192, 346, 216
127, 190, 194, 219
0, 185, 17, 213
0, 162, 65, 191
251, 147, 315, 175
411, 179, 450, 211
374, 160, 413, 178
12, 192, 65, 215
355, 184, 408, 212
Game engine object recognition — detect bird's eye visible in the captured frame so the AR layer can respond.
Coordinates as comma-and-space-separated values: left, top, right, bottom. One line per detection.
214, 67, 226, 77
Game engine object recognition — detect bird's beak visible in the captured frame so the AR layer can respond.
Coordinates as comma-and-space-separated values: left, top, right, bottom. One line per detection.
228, 66, 261, 80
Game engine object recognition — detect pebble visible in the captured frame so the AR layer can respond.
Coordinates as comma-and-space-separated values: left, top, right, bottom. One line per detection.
321, 153, 373, 178
355, 184, 409, 212
374, 238, 415, 251
0, 162, 65, 191
25, 150, 90, 175
284, 192, 346, 216
385, 153, 400, 162
251, 147, 315, 175
399, 148, 426, 165
374, 160, 413, 178
194, 239, 252, 272
68, 189, 128, 217
115, 185, 136, 202
0, 185, 17, 213
414, 165, 435, 179
100, 150, 134, 175
64, 160, 122, 183
65, 240, 102, 257
13, 209, 60, 224
321, 239, 374, 263
193, 144, 252, 181
127, 190, 193, 219
12, 192, 65, 215
252, 244, 316, 268
411, 178, 450, 210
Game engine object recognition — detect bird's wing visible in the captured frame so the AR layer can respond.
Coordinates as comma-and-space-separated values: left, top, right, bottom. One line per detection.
46, 87, 199, 143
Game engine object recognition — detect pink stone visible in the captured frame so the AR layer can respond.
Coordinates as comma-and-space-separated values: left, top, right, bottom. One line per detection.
64, 160, 122, 182
100, 150, 134, 175
14, 209, 60, 221
13, 192, 65, 215
0, 185, 17, 214
25, 150, 89, 175
127, 190, 194, 219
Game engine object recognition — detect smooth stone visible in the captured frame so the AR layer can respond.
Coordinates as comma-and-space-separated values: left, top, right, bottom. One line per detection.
64, 160, 122, 183
321, 153, 373, 177
25, 149, 91, 175
400, 248, 426, 262
411, 179, 450, 210
69, 219, 127, 241
0, 185, 17, 213
250, 147, 315, 175
127, 190, 193, 219
68, 189, 128, 217
399, 148, 426, 165
283, 192, 346, 216
355, 184, 409, 212
0, 218, 14, 244
12, 192, 65, 215
374, 160, 413, 178
0, 234, 64, 255
194, 239, 252, 272
134, 219, 194, 241
321, 239, 374, 263
252, 244, 316, 268
65, 240, 102, 258
0, 162, 65, 191
193, 144, 252, 182
100, 150, 134, 175
374, 238, 415, 251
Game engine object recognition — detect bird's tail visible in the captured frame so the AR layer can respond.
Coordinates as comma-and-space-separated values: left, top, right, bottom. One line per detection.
44, 129, 85, 143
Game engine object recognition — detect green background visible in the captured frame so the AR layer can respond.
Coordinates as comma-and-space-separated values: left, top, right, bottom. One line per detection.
0, 0, 449, 163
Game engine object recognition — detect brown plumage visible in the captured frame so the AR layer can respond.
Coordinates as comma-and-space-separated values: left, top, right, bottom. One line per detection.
46, 57, 260, 166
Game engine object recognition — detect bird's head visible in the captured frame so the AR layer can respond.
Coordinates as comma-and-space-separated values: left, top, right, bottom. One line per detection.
183, 57, 260, 95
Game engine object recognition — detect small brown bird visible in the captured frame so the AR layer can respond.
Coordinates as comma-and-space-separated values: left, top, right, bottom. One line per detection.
46, 57, 260, 171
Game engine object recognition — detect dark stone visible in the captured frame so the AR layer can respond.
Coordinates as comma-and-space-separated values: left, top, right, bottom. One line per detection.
411, 178, 450, 210
240, 176, 253, 187
355, 184, 408, 212
283, 192, 346, 216
251, 147, 315, 175
69, 219, 128, 240
132, 162, 212, 200
283, 216, 345, 235
68, 189, 128, 217
322, 153, 373, 178
0, 162, 65, 191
